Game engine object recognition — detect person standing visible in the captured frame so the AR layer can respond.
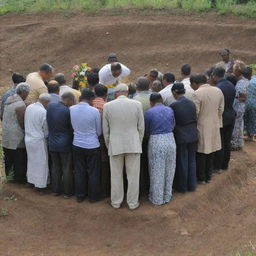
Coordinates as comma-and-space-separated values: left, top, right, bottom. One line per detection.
26, 63, 54, 103
47, 92, 75, 198
70, 89, 102, 203
2, 83, 30, 183
145, 93, 176, 205
99, 62, 131, 101
231, 61, 249, 150
47, 80, 60, 104
134, 77, 152, 112
190, 74, 224, 184
103, 84, 144, 210
92, 84, 111, 197
1, 73, 26, 120
25, 93, 51, 190
159, 73, 176, 106
217, 49, 234, 73
212, 67, 236, 172
180, 64, 194, 99
245, 75, 256, 141
171, 83, 198, 193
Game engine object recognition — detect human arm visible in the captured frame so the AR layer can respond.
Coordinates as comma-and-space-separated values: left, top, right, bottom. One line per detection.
218, 93, 225, 128
15, 105, 26, 129
191, 93, 200, 118
137, 103, 145, 143
102, 105, 110, 148
95, 109, 102, 137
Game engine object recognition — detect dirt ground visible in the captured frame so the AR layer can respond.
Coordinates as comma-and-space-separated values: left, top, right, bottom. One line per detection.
1, 12, 256, 86
1, 11, 256, 256
0, 142, 255, 256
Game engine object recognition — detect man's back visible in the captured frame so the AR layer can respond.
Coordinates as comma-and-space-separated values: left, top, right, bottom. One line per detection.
217, 78, 236, 126
26, 72, 48, 103
25, 102, 47, 140
47, 102, 73, 152
171, 96, 198, 144
103, 96, 144, 156
70, 102, 101, 149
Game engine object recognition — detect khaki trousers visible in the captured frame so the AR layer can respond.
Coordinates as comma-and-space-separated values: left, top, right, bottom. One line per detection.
109, 153, 140, 209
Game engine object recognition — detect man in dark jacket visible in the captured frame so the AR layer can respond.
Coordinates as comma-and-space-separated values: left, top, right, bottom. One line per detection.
46, 92, 75, 197
171, 83, 198, 192
212, 67, 236, 172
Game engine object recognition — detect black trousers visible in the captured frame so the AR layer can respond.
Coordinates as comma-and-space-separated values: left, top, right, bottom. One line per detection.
3, 147, 27, 183
214, 124, 234, 170
50, 151, 74, 196
196, 152, 214, 182
139, 137, 150, 195
72, 145, 101, 201
174, 142, 197, 192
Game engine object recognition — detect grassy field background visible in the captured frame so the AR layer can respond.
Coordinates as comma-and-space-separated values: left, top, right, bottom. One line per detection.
0, 0, 256, 17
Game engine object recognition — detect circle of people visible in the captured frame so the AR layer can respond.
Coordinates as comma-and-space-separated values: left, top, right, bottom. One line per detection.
1, 50, 256, 210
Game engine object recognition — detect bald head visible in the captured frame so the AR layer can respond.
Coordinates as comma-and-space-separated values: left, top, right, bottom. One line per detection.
47, 80, 60, 94
114, 83, 129, 98
54, 73, 66, 85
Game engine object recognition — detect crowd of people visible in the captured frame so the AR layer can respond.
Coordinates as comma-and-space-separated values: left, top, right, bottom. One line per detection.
1, 50, 256, 210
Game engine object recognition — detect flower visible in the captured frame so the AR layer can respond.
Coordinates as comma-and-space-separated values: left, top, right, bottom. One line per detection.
73, 65, 79, 71
80, 71, 85, 76
81, 63, 87, 67
72, 72, 76, 78
79, 81, 86, 88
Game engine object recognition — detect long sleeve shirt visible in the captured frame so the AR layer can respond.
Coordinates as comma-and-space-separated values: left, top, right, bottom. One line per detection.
70, 102, 102, 149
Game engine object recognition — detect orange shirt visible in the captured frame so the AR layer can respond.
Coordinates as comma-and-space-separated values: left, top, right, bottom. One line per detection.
92, 97, 106, 115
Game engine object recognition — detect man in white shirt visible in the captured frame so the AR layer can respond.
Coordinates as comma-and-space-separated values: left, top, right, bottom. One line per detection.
180, 64, 194, 100
159, 73, 176, 106
25, 93, 51, 190
99, 62, 131, 101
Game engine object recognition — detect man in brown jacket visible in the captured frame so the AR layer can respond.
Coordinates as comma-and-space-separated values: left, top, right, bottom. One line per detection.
26, 63, 54, 103
190, 74, 224, 184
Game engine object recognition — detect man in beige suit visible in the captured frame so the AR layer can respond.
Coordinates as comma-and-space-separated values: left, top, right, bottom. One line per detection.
103, 83, 144, 210
190, 74, 224, 184
26, 63, 54, 103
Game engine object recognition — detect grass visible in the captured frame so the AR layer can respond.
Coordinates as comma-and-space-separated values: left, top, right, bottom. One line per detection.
0, 0, 256, 17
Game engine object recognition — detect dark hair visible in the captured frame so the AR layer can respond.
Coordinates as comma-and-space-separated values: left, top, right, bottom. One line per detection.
243, 66, 253, 80
212, 67, 225, 78
54, 73, 66, 85
40, 63, 53, 73
92, 68, 100, 74
205, 66, 215, 79
72, 80, 80, 90
80, 88, 95, 101
12, 73, 25, 84
181, 64, 191, 76
150, 93, 163, 104
111, 63, 122, 71
95, 84, 108, 97
87, 72, 99, 87
163, 73, 175, 83
136, 77, 150, 91
61, 92, 75, 102
225, 74, 237, 86
150, 70, 158, 78
171, 82, 185, 95
47, 82, 59, 94
190, 74, 207, 85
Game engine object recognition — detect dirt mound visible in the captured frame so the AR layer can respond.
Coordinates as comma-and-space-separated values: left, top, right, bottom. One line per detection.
1, 12, 256, 86
0, 143, 256, 256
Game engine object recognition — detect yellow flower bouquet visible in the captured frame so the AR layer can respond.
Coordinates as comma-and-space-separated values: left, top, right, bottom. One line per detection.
71, 63, 92, 89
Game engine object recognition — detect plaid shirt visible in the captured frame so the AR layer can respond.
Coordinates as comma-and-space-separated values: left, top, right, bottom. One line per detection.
92, 97, 106, 115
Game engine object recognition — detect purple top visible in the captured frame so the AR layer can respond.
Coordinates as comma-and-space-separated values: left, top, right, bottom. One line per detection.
144, 104, 175, 135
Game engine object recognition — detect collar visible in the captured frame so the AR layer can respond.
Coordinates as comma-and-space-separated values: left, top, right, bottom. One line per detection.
79, 102, 89, 106
117, 95, 128, 99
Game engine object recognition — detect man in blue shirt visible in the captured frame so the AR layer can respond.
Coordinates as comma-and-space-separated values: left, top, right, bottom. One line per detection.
47, 92, 75, 198
70, 89, 102, 203
212, 67, 236, 172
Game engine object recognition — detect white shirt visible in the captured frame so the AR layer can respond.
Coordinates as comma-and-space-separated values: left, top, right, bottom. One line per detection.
181, 77, 194, 100
99, 63, 131, 85
159, 83, 175, 106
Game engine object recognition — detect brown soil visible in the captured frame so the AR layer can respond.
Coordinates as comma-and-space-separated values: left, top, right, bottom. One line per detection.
1, 12, 256, 86
1, 12, 256, 256
0, 143, 256, 256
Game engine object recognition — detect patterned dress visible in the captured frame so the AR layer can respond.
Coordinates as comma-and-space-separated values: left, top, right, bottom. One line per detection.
231, 77, 249, 149
144, 104, 176, 205
245, 76, 256, 135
